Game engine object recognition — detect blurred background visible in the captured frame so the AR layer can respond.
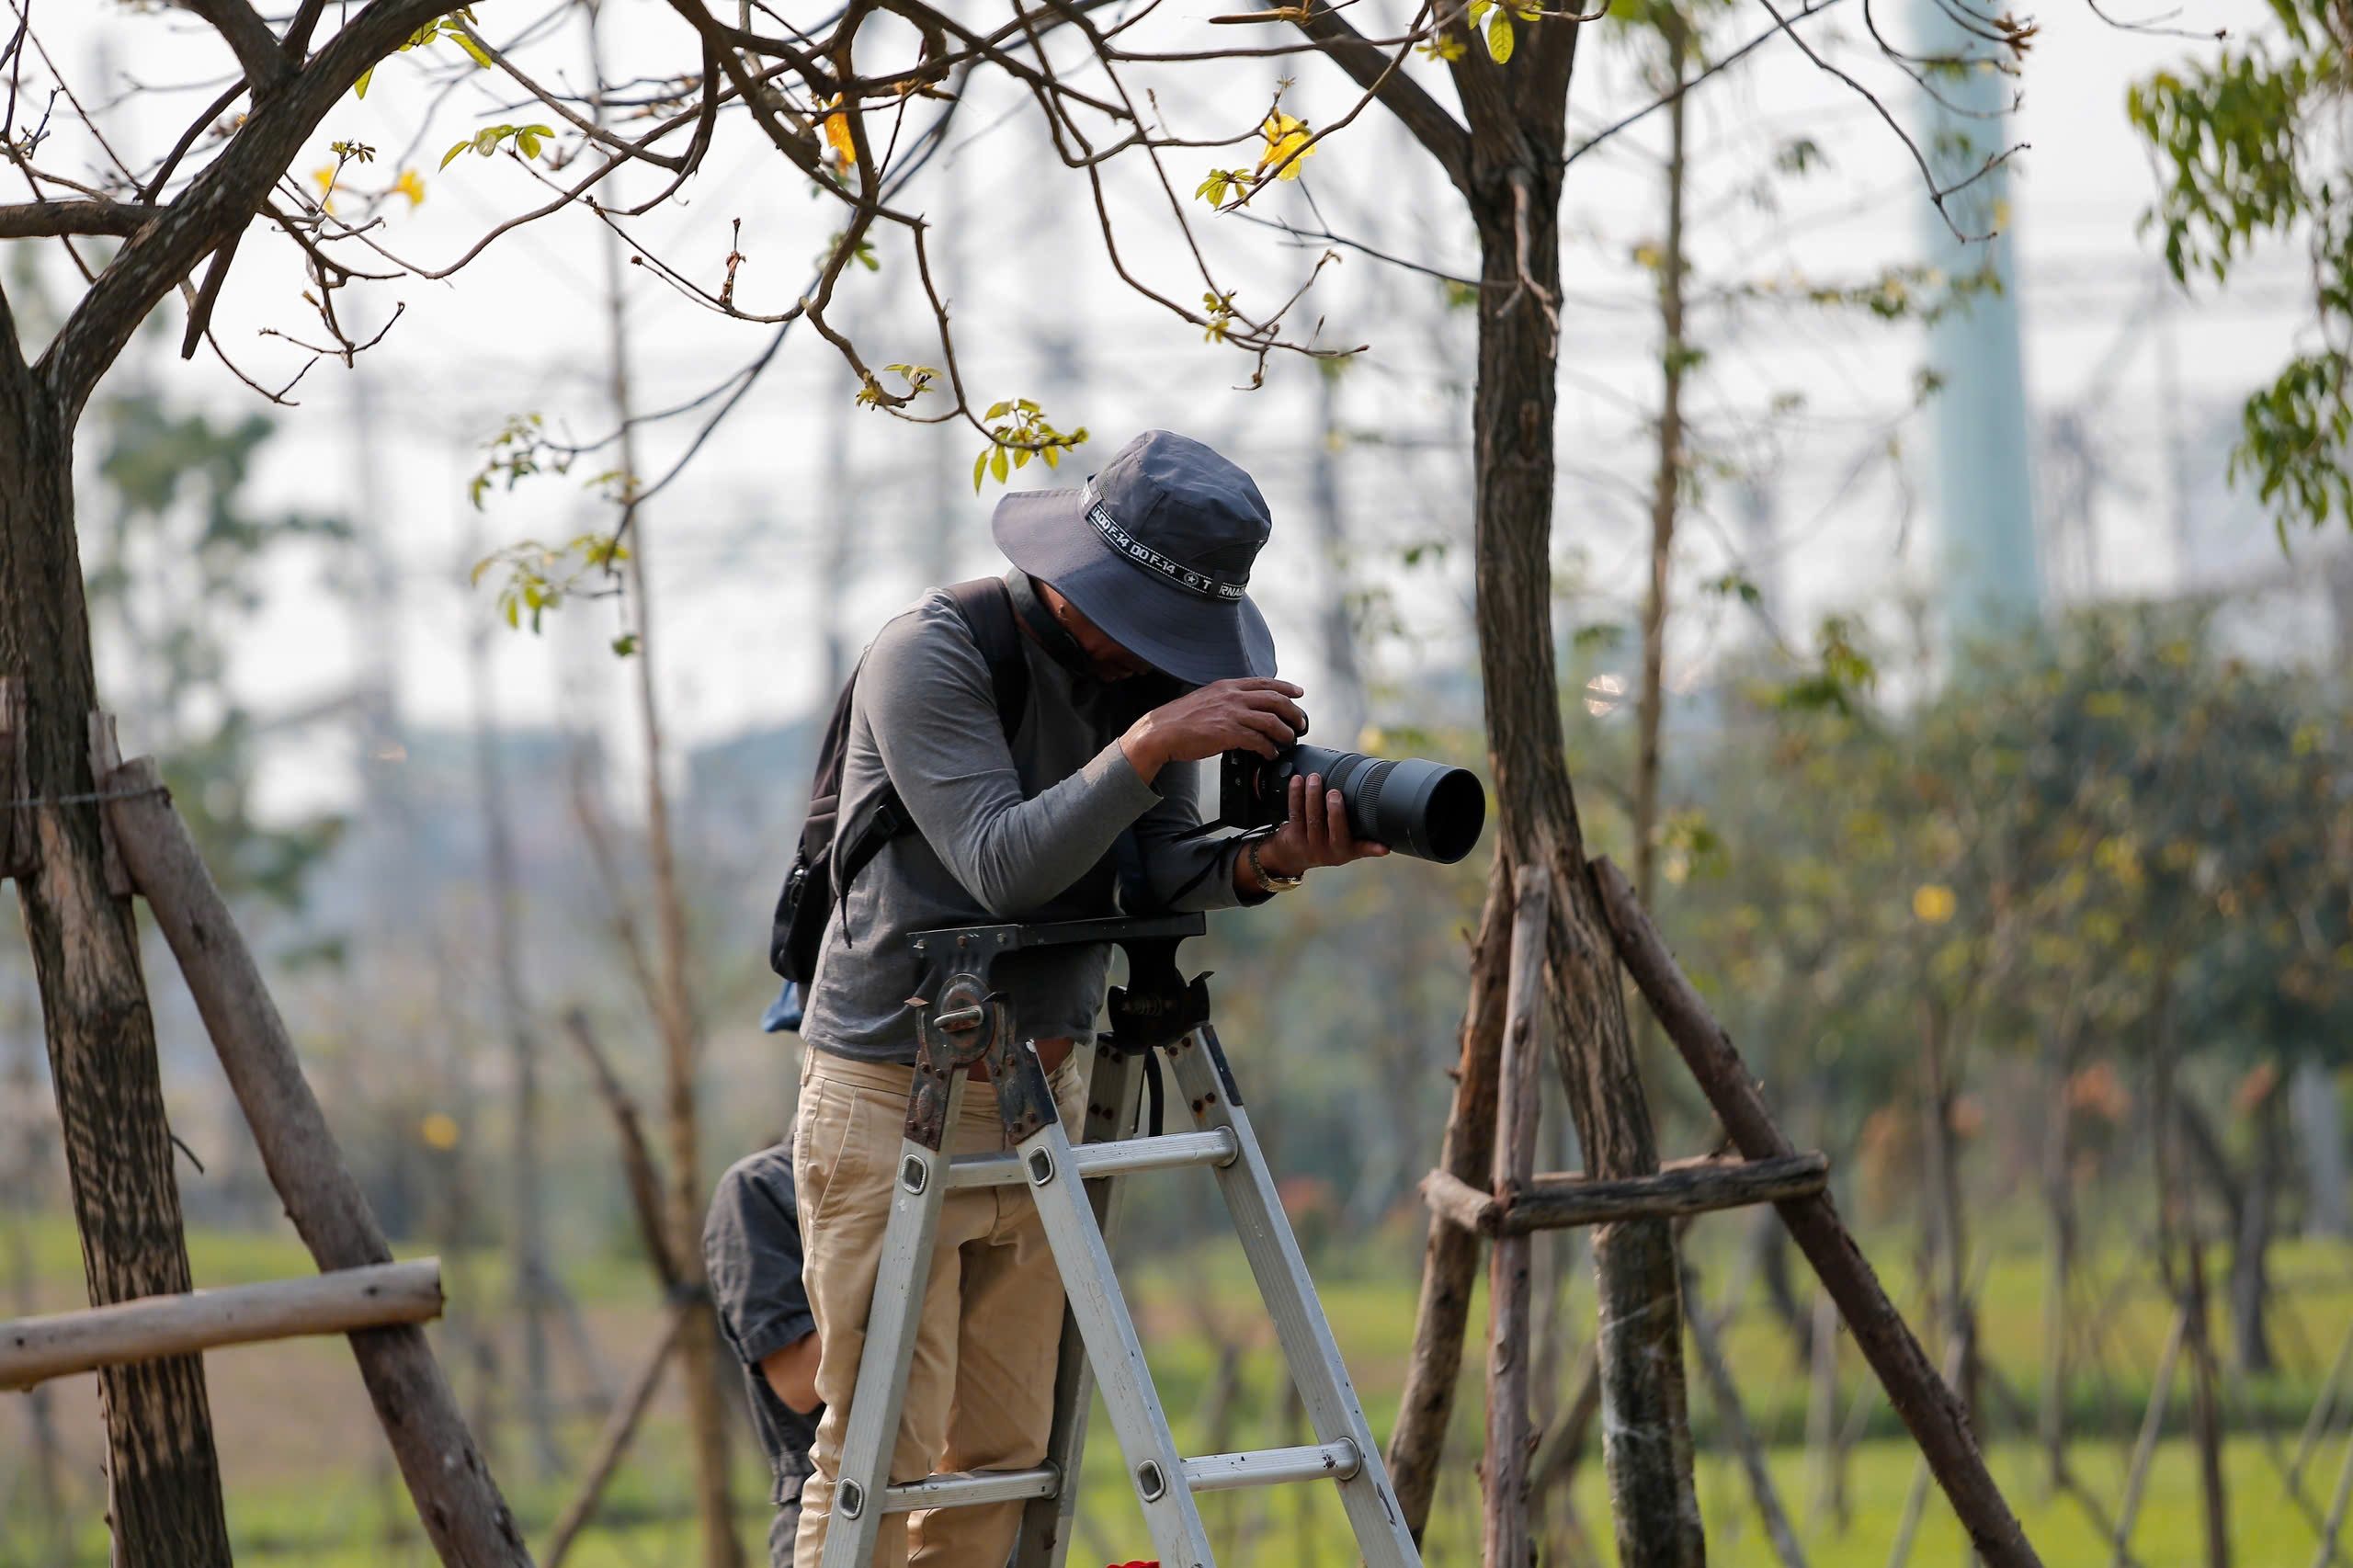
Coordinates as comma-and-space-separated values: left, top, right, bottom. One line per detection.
2, 0, 2348, 1562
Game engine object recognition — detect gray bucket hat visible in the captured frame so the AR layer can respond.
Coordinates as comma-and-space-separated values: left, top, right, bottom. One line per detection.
991, 430, 1279, 686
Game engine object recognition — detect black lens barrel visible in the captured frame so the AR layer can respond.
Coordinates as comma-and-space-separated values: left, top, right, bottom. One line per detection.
1279, 744, 1486, 864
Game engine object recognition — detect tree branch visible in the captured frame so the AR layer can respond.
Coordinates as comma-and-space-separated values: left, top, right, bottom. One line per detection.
174, 0, 294, 96
1282, 0, 1472, 195
40, 0, 455, 417
0, 199, 165, 238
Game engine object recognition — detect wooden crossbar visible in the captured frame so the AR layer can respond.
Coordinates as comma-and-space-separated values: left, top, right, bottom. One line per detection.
1, 1259, 442, 1392
1424, 1151, 1830, 1236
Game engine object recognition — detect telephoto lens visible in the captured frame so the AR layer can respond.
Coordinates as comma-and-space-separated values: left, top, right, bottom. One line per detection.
1221, 744, 1487, 864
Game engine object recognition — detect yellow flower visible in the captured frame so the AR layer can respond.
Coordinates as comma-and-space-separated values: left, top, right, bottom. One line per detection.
824, 107, 856, 165
390, 168, 426, 208
1256, 111, 1314, 181
1913, 883, 1957, 925
310, 163, 337, 213
419, 1112, 460, 1151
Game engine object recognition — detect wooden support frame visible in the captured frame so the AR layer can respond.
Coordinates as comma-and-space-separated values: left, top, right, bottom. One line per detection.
1426, 1151, 1831, 1236
99, 754, 532, 1568
1483, 867, 1551, 1568
1591, 856, 2042, 1568
2, 1259, 442, 1391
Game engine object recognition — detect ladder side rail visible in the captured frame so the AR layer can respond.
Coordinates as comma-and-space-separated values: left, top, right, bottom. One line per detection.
1004, 1052, 1219, 1568
817, 1072, 969, 1568
1162, 1027, 1424, 1568
1014, 1043, 1148, 1568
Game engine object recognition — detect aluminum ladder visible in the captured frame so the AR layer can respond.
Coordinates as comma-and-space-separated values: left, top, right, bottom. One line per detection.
815, 914, 1421, 1568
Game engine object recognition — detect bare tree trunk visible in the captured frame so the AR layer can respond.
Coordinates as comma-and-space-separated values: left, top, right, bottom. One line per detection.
1631, 11, 1690, 917
588, 16, 739, 1553
1918, 999, 1979, 1435
1470, 165, 1702, 1561
2152, 976, 2229, 1568
469, 613, 560, 1476
2037, 1020, 2076, 1492
1387, 855, 1514, 1539
2231, 1070, 2282, 1376
0, 300, 233, 1568
565, 8, 735, 1555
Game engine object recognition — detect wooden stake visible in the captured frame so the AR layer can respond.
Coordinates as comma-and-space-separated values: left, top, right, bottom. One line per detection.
85, 713, 130, 898
2313, 1401, 2353, 1568
542, 1303, 689, 1568
1427, 1152, 1831, 1235
99, 756, 532, 1568
1593, 856, 2042, 1568
1885, 1335, 1968, 1568
2, 1259, 441, 1390
1684, 1266, 1808, 1568
1389, 855, 1516, 1539
2295, 1315, 2353, 1484
2109, 1302, 2188, 1568
1484, 866, 1551, 1568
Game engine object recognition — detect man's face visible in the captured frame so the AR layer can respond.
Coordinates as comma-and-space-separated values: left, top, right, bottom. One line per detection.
1035, 580, 1154, 682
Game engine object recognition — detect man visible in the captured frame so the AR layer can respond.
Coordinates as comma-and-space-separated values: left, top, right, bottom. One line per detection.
705, 1141, 823, 1566
791, 429, 1388, 1568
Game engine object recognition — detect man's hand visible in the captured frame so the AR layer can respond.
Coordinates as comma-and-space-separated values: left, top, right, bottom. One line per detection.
1120, 678, 1306, 784
1251, 772, 1390, 885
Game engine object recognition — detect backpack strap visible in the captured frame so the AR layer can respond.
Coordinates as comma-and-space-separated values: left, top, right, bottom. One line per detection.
832, 578, 1034, 922
943, 575, 1029, 741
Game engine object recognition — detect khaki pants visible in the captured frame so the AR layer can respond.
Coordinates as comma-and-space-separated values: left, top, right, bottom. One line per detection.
792, 1048, 1086, 1568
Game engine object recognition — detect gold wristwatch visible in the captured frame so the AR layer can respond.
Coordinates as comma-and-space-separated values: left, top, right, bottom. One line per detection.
1247, 839, 1304, 893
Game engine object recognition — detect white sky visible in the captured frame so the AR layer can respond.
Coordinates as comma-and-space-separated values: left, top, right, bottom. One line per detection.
13, 0, 2328, 821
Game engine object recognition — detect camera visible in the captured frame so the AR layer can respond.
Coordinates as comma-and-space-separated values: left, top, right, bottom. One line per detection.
1220, 743, 1487, 864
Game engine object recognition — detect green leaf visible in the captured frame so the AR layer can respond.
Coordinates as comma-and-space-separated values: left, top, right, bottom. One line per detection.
450, 29, 495, 68
517, 130, 541, 159
610, 632, 640, 658
973, 449, 991, 492
441, 139, 472, 170
991, 446, 1009, 483
355, 65, 375, 98
1486, 12, 1514, 62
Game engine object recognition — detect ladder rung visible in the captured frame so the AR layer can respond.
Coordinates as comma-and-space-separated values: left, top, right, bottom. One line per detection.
881, 1464, 1059, 1514
1182, 1438, 1360, 1494
946, 1129, 1238, 1189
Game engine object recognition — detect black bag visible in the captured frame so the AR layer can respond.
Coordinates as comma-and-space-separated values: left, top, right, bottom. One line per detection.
767, 578, 1030, 984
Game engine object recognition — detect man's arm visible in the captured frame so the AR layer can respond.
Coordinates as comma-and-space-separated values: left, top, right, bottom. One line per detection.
865, 598, 1167, 915
701, 1149, 822, 1409
761, 1331, 822, 1415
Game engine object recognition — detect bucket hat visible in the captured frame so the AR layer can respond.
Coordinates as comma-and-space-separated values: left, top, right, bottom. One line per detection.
991, 430, 1279, 686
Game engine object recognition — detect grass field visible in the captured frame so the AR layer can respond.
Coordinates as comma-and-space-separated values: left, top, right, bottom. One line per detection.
5, 1213, 2351, 1567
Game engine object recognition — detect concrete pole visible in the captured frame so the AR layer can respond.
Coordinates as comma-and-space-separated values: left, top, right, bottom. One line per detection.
1914, 0, 2042, 653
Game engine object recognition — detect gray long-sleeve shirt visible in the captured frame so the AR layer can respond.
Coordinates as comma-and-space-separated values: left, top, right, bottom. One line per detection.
796, 574, 1256, 1062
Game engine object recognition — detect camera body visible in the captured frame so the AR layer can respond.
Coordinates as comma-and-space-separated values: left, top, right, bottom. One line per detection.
1220, 743, 1486, 865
